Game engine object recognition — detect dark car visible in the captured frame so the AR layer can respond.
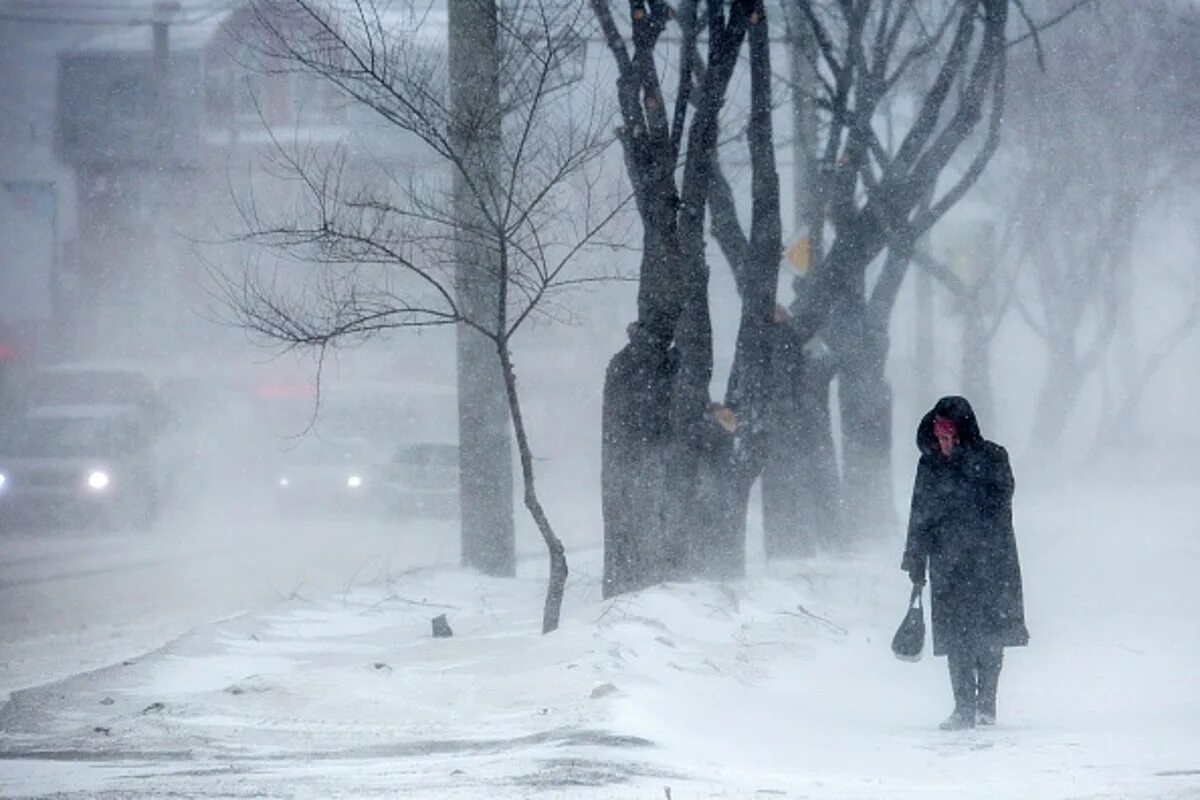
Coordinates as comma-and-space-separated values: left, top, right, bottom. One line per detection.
273, 437, 384, 516
0, 406, 160, 530
384, 442, 459, 518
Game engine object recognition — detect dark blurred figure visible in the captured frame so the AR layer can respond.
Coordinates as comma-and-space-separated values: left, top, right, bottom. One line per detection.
601, 321, 679, 598
902, 395, 1029, 730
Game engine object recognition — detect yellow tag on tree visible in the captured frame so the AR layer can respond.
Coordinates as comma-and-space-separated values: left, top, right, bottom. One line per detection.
787, 236, 811, 274
713, 405, 737, 434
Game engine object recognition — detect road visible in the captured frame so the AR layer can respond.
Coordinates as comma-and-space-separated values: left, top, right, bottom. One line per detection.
0, 503, 456, 701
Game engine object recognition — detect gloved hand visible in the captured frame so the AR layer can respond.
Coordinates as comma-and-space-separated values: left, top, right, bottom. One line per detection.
908, 564, 926, 587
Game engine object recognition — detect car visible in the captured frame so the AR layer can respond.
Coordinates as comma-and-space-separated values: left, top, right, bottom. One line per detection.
273, 436, 385, 516
383, 442, 459, 518
19, 362, 171, 434
0, 405, 161, 530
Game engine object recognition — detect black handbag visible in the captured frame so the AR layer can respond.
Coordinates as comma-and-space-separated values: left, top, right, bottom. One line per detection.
891, 584, 926, 662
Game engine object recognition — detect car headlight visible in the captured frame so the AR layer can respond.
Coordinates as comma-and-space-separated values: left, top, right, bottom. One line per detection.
86, 470, 111, 491
347, 475, 363, 489
279, 476, 291, 488
0, 473, 7, 491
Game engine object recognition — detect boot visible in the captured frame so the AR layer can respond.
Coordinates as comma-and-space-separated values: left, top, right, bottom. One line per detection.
976, 646, 1002, 727
944, 650, 977, 730
939, 708, 976, 731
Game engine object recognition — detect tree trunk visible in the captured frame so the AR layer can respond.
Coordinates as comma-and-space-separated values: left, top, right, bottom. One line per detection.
961, 290, 992, 427
833, 229, 923, 541
761, 329, 810, 558
838, 368, 894, 534
601, 319, 678, 598
496, 344, 567, 633
599, 0, 751, 597
448, 0, 514, 576
688, 446, 747, 580
758, 0, 839, 559
710, 2, 781, 576
835, 303, 896, 537
1093, 294, 1200, 450
763, 329, 842, 556
1031, 341, 1082, 449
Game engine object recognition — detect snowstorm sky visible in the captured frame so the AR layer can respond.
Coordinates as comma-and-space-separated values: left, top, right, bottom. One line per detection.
1, 0, 1198, 481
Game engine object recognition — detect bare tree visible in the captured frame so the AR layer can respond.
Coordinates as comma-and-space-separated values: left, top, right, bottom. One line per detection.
999, 1, 1200, 448
220, 0, 620, 633
909, 215, 1021, 427
702, 0, 785, 574
1094, 261, 1200, 451
773, 0, 1014, 536
596, 0, 784, 597
596, 0, 1099, 585
756, 1, 1094, 553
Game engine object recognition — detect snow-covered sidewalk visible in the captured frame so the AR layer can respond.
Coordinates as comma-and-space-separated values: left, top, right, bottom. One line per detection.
2, 478, 1198, 798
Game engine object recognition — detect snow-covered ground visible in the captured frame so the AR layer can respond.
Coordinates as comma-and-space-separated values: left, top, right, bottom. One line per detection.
0, 507, 459, 706
1, 463, 1198, 798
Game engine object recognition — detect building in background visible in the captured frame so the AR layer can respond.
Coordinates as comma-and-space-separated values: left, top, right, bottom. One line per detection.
0, 2, 85, 372
52, 2, 365, 360
3, 0, 447, 378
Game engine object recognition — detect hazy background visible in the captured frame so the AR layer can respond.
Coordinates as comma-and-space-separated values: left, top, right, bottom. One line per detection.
0, 0, 1197, 671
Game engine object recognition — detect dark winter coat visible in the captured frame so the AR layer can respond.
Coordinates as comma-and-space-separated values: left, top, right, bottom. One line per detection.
901, 396, 1030, 656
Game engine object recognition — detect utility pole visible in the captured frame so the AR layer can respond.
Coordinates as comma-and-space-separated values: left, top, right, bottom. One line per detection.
785, 4, 820, 245
146, 0, 180, 359
447, 0, 515, 577
152, 3, 175, 69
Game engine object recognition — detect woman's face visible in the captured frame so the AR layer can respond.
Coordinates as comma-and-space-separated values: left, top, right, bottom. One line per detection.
936, 430, 958, 457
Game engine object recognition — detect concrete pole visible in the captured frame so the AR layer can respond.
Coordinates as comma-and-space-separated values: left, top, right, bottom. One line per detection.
784, 2, 820, 250
147, 1, 180, 359
447, 0, 515, 576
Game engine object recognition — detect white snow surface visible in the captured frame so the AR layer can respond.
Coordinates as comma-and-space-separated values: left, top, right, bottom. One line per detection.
1, 471, 1199, 798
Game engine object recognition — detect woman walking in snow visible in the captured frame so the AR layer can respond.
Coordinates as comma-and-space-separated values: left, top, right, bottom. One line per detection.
902, 395, 1030, 730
